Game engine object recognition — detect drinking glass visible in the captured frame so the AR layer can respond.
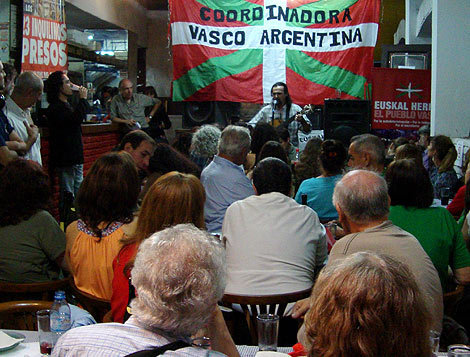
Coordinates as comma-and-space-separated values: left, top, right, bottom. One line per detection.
37, 309, 54, 356
257, 314, 279, 351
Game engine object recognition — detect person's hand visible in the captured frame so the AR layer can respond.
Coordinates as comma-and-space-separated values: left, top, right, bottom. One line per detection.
24, 121, 38, 141
292, 297, 310, 319
78, 86, 88, 99
295, 113, 304, 122
127, 119, 137, 126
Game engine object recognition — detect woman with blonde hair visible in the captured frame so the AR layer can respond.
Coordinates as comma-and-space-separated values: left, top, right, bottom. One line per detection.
428, 135, 460, 199
111, 171, 206, 322
304, 251, 432, 357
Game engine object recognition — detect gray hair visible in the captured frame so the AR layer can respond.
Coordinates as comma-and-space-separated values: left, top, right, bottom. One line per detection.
14, 71, 43, 94
333, 170, 389, 225
191, 125, 221, 158
218, 125, 251, 157
350, 134, 385, 166
130, 224, 226, 336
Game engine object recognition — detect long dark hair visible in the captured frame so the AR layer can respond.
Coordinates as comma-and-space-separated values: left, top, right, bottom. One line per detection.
386, 159, 434, 208
75, 152, 140, 237
0, 160, 51, 227
44, 71, 64, 103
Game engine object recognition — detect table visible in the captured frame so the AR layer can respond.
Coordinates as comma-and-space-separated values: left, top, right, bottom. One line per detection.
0, 330, 294, 356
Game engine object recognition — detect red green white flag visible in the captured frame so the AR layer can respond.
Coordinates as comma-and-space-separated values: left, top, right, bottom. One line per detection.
169, 0, 381, 105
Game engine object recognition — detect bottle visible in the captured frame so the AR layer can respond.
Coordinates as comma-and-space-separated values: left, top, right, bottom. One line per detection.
294, 148, 300, 165
50, 291, 71, 344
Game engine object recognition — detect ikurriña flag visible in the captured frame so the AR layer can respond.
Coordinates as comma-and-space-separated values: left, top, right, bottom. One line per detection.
169, 0, 381, 105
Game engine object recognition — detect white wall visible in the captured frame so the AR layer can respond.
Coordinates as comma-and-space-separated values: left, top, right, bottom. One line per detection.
431, 0, 470, 137
406, 0, 431, 44
146, 11, 172, 97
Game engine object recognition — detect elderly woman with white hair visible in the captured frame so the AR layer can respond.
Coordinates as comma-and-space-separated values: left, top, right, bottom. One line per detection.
52, 224, 239, 357
190, 124, 222, 170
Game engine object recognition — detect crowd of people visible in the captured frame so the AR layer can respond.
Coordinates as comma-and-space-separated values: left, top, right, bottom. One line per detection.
2, 63, 470, 356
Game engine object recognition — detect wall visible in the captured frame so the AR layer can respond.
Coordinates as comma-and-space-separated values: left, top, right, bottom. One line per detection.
66, 0, 148, 46
431, 0, 470, 137
146, 11, 172, 97
375, 0, 406, 61
406, 0, 432, 44
66, 0, 148, 84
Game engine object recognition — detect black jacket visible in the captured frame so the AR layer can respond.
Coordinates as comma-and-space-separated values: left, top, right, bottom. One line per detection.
47, 98, 88, 167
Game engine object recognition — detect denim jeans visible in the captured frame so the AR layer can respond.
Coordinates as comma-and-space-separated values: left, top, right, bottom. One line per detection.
56, 164, 83, 220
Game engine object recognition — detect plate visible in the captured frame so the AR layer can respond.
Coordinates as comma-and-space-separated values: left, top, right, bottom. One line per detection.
255, 352, 290, 356
0, 331, 26, 352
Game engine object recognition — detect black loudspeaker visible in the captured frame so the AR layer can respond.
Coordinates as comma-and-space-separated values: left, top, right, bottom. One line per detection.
182, 101, 241, 128
323, 99, 371, 147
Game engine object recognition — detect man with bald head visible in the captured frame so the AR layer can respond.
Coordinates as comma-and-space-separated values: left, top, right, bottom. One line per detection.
332, 170, 443, 331
347, 133, 386, 173
110, 79, 161, 135
0, 61, 39, 166
294, 170, 443, 334
4, 71, 44, 165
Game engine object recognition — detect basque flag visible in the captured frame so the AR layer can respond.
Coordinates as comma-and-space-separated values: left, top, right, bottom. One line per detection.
170, 0, 381, 105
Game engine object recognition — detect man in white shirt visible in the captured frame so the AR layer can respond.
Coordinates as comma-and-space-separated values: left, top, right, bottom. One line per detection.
4, 71, 43, 165
248, 82, 310, 147
222, 157, 327, 306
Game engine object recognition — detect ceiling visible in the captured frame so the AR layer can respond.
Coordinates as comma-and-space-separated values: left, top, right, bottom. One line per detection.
65, 0, 169, 31
135, 0, 168, 11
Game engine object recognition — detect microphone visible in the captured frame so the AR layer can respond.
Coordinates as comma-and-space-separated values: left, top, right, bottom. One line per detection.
273, 99, 279, 109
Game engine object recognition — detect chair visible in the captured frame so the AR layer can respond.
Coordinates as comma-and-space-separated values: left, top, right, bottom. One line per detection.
102, 310, 114, 323
69, 279, 110, 323
0, 276, 71, 302
444, 284, 465, 317
0, 300, 52, 330
221, 288, 311, 345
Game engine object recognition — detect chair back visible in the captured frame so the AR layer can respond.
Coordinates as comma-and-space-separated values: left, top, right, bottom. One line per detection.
69, 279, 110, 323
0, 277, 71, 302
222, 288, 311, 344
444, 284, 465, 317
0, 300, 53, 330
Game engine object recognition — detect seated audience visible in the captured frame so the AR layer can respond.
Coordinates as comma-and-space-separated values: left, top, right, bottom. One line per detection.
277, 126, 296, 163
293, 137, 322, 191
53, 224, 238, 357
142, 86, 171, 143
112, 171, 206, 322
201, 125, 254, 233
258, 140, 289, 163
66, 152, 139, 300
293, 170, 443, 332
386, 136, 408, 163
172, 131, 193, 158
347, 134, 386, 173
247, 140, 289, 179
140, 143, 201, 200
245, 122, 280, 171
117, 130, 156, 177
447, 151, 470, 218
304, 252, 432, 357
251, 123, 280, 163
190, 124, 221, 171
222, 158, 327, 310
387, 159, 470, 292
0, 160, 67, 282
428, 135, 460, 199
418, 124, 433, 171
394, 143, 423, 162
295, 139, 346, 221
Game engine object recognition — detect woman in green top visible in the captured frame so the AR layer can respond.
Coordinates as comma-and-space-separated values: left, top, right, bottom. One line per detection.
386, 159, 470, 292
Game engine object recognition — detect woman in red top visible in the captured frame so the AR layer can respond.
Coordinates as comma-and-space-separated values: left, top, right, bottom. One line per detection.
111, 171, 206, 322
